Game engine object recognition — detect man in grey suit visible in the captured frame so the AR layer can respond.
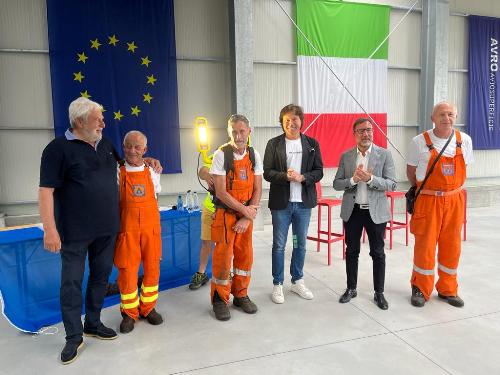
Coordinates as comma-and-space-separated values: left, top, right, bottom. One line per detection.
333, 118, 396, 310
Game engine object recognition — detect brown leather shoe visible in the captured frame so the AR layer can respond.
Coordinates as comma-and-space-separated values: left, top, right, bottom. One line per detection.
143, 309, 164, 325
119, 315, 135, 334
438, 293, 464, 307
411, 286, 426, 307
233, 296, 258, 314
213, 292, 231, 321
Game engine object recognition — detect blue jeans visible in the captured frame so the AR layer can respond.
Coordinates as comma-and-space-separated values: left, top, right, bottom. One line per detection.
271, 202, 312, 285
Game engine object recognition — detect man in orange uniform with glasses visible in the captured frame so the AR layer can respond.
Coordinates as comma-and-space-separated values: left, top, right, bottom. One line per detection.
209, 114, 263, 321
407, 102, 473, 308
115, 130, 163, 333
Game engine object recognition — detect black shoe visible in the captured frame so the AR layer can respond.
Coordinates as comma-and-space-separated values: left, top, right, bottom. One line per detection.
339, 289, 357, 303
189, 272, 209, 290
438, 293, 464, 308
142, 309, 164, 325
212, 292, 231, 321
119, 315, 135, 334
60, 339, 84, 365
233, 296, 258, 314
83, 323, 118, 340
411, 285, 426, 307
374, 292, 389, 310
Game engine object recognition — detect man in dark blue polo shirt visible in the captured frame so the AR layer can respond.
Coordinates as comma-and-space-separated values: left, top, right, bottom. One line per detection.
39, 97, 160, 364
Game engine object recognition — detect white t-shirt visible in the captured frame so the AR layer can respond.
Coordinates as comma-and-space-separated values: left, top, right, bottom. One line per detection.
285, 137, 303, 202
407, 130, 474, 182
117, 162, 162, 194
210, 148, 264, 176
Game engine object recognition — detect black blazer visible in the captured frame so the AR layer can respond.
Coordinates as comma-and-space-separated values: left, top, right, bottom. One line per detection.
263, 133, 324, 210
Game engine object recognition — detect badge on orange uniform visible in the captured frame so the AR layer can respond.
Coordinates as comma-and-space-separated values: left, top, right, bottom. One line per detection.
442, 164, 455, 176
239, 169, 248, 180
132, 184, 146, 196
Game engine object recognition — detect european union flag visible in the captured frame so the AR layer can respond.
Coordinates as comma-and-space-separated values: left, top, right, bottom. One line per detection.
47, 0, 181, 173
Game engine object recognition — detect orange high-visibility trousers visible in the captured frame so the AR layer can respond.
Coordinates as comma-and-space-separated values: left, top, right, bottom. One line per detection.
210, 209, 254, 304
210, 150, 255, 304
410, 130, 466, 300
115, 165, 162, 320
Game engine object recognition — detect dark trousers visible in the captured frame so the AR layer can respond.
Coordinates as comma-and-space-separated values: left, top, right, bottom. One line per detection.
344, 205, 386, 293
60, 235, 116, 342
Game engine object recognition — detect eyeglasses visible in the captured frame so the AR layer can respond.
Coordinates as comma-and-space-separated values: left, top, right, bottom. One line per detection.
355, 128, 373, 135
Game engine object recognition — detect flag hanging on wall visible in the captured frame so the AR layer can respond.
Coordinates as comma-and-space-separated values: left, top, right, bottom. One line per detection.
47, 0, 181, 173
296, 0, 390, 167
468, 15, 500, 150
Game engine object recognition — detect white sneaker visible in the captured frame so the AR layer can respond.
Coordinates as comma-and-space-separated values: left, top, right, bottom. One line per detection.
272, 284, 285, 304
290, 279, 314, 300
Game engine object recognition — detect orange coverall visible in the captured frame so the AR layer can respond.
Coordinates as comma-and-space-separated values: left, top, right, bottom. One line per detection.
410, 130, 466, 300
114, 165, 162, 320
210, 153, 255, 304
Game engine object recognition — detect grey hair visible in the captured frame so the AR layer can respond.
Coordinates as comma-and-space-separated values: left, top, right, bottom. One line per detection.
123, 130, 148, 146
432, 101, 457, 116
227, 114, 250, 131
68, 97, 102, 128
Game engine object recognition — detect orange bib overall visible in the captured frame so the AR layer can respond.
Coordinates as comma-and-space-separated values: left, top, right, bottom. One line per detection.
210, 153, 255, 304
410, 130, 466, 300
114, 165, 162, 320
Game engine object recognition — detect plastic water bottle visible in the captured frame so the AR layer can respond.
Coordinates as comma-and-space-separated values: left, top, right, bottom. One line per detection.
185, 190, 193, 212
193, 192, 200, 211
177, 194, 184, 211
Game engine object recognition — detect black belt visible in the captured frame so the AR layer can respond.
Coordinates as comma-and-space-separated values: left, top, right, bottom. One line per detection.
355, 203, 369, 210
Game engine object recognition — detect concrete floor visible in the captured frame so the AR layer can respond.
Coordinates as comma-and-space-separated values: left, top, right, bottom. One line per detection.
1, 205, 500, 375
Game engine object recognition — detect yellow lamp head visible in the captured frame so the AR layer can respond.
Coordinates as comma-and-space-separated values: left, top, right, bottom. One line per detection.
195, 116, 211, 163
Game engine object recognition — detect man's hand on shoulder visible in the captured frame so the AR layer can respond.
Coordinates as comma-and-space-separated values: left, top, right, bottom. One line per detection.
144, 157, 162, 174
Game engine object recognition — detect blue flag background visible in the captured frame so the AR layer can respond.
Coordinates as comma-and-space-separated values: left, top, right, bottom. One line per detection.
468, 15, 500, 150
47, 0, 181, 173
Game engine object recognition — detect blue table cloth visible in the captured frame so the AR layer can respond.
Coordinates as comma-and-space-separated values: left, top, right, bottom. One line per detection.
0, 209, 203, 333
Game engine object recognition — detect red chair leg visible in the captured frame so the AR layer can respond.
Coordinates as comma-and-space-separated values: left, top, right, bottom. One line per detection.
327, 206, 332, 266
317, 205, 321, 252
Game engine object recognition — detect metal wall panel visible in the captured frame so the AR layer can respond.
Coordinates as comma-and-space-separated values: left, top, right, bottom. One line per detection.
0, 130, 54, 202
0, 0, 48, 49
388, 11, 421, 67
449, 15, 468, 69
254, 0, 295, 61
0, 53, 53, 127
177, 61, 231, 129
254, 63, 296, 127
387, 69, 419, 125
447, 71, 467, 124
450, 0, 500, 16
174, 0, 229, 59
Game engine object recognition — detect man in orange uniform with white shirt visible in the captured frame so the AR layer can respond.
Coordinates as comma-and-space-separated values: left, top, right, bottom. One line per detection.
114, 130, 163, 333
210, 114, 263, 321
407, 102, 473, 308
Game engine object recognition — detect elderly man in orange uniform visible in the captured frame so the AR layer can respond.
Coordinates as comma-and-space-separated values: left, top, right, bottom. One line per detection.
114, 130, 163, 333
209, 114, 263, 321
407, 102, 473, 308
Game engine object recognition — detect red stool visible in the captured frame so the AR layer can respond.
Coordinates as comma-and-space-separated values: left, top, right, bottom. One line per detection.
361, 191, 408, 249
307, 183, 345, 265
385, 191, 409, 249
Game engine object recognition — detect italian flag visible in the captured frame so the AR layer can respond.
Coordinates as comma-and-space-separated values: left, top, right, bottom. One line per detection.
297, 0, 390, 167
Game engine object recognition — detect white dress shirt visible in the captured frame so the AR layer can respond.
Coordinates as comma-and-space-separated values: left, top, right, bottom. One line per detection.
350, 145, 373, 205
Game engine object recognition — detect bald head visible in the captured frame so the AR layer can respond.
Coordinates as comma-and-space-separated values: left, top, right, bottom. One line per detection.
431, 101, 457, 138
123, 131, 148, 166
432, 101, 457, 118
